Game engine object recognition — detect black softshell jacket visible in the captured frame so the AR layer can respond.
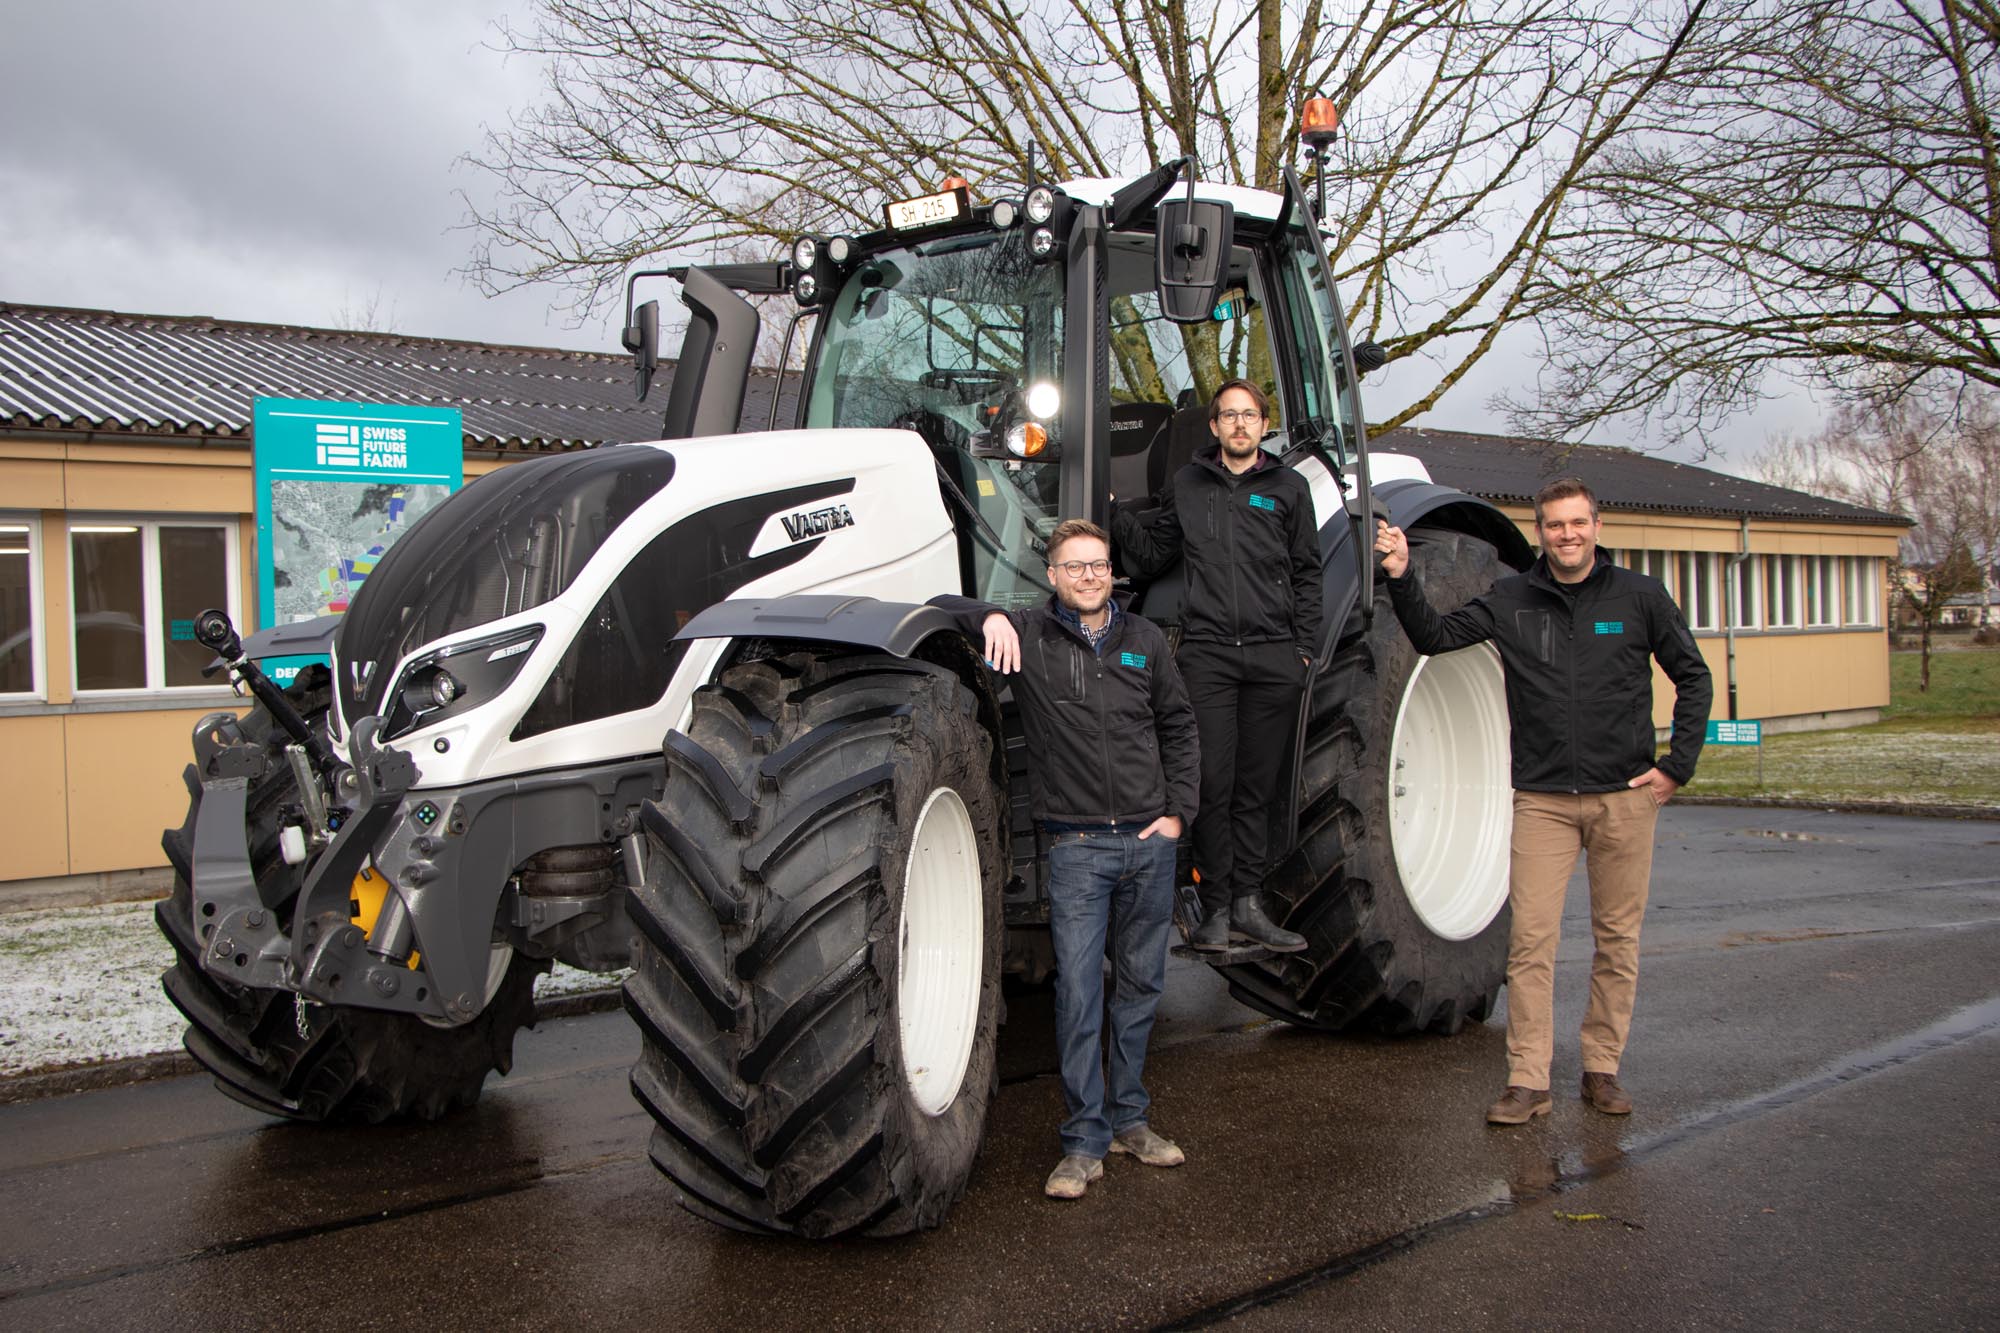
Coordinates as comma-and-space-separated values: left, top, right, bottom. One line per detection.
1110, 447, 1325, 660
1386, 553, 1713, 792
930, 595, 1200, 828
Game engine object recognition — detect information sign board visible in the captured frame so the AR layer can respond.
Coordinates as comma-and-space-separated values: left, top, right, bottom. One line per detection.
252, 398, 463, 634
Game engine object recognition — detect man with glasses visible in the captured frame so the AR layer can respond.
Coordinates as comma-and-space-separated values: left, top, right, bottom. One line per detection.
930, 519, 1199, 1201
1111, 380, 1323, 954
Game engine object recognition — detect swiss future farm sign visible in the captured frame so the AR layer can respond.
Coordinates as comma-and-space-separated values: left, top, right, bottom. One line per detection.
252, 399, 463, 675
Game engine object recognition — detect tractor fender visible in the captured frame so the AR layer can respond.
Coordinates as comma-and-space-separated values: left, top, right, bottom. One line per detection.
1311, 477, 1533, 662
672, 593, 965, 658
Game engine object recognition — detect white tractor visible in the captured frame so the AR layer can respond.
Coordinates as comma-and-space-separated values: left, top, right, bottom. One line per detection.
159, 143, 1530, 1237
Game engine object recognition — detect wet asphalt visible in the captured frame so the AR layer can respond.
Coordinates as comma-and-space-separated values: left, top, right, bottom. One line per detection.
1, 806, 1996, 1330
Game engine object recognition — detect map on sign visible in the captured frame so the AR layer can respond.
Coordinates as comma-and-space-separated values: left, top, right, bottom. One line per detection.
253, 398, 463, 630
269, 481, 452, 622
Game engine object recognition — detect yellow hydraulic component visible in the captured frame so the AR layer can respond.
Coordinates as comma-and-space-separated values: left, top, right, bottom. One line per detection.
349, 865, 419, 968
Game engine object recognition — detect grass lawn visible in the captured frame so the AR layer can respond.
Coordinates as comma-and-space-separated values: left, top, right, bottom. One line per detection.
1682, 648, 2000, 807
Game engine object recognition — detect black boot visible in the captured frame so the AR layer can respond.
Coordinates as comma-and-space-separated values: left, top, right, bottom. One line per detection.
1231, 894, 1307, 952
1192, 909, 1230, 952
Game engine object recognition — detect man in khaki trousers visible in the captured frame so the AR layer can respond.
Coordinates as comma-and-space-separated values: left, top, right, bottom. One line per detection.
1375, 478, 1712, 1122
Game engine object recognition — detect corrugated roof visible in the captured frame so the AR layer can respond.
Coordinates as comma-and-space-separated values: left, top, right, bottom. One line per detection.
0, 302, 792, 450
1375, 426, 1911, 528
0, 303, 1908, 529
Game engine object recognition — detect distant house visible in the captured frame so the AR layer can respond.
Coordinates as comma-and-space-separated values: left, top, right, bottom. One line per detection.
0, 302, 1907, 888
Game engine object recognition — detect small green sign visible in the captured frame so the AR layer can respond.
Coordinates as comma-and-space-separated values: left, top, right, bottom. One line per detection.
1706, 719, 1762, 745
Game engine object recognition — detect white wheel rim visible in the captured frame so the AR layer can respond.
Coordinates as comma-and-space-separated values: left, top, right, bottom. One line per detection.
897, 786, 984, 1117
1387, 644, 1512, 940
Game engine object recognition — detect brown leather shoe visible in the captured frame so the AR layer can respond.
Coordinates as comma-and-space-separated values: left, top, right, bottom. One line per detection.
1485, 1085, 1553, 1124
1581, 1071, 1633, 1114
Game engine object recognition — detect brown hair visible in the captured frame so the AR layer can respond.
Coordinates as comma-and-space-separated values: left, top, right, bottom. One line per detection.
1207, 379, 1272, 423
1047, 518, 1111, 565
1533, 476, 1598, 523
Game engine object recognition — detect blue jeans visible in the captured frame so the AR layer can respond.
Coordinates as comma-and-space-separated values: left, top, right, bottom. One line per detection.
1046, 828, 1178, 1158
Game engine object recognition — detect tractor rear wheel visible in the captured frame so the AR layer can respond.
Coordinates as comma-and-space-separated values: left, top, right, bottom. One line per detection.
156, 672, 545, 1122
1227, 526, 1514, 1034
625, 651, 1004, 1238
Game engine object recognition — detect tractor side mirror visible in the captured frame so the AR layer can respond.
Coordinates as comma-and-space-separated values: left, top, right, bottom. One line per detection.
623, 299, 660, 401
1155, 198, 1236, 324
1353, 340, 1388, 374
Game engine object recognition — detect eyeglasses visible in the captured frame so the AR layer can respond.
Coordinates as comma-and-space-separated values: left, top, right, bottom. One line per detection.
1215, 409, 1265, 425
1053, 559, 1112, 577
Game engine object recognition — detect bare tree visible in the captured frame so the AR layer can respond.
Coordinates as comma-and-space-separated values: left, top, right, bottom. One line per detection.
460, 0, 1708, 430
1756, 385, 1997, 687
1508, 0, 2000, 446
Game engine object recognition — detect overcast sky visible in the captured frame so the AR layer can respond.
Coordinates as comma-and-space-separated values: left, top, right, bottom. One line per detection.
0, 1, 1809, 472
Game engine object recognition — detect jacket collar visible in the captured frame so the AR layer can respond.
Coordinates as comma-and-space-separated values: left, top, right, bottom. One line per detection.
1528, 550, 1616, 596
1046, 593, 1122, 649
1194, 442, 1272, 480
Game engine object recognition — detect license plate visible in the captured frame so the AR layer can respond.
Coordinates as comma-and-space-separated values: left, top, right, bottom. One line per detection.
883, 188, 967, 231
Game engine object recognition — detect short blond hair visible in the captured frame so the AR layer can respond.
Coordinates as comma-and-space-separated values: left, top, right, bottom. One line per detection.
1047, 518, 1110, 566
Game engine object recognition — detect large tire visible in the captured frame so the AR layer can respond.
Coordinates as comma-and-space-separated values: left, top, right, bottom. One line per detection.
156, 672, 545, 1122
1227, 526, 1514, 1034
625, 652, 1004, 1238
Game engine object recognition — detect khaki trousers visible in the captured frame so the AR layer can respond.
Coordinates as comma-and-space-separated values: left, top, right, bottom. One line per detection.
1505, 788, 1659, 1090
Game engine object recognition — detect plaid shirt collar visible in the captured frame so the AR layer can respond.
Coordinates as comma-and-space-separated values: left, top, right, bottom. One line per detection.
1053, 595, 1120, 653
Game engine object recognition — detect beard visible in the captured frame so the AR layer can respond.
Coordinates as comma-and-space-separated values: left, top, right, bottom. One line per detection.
1056, 582, 1111, 616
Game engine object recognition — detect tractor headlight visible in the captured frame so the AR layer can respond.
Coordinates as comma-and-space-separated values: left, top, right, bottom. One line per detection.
1006, 421, 1048, 459
1025, 381, 1060, 420
1024, 186, 1056, 225
382, 624, 544, 741
1029, 227, 1056, 258
990, 199, 1019, 229
795, 273, 819, 304
826, 235, 855, 265
791, 236, 819, 272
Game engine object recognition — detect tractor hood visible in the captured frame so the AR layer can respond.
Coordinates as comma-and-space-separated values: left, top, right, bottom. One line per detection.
336, 446, 679, 726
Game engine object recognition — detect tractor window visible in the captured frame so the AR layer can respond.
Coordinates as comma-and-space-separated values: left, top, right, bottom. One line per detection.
806, 230, 1064, 608
1276, 220, 1367, 467
1103, 238, 1276, 503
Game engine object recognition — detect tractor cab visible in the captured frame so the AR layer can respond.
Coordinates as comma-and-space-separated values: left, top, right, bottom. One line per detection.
623, 154, 1382, 623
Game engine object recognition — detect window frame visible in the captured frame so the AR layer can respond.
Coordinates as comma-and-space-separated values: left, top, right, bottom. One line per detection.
0, 513, 46, 700
66, 514, 242, 696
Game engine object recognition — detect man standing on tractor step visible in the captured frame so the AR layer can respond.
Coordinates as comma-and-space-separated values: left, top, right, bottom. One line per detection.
929, 518, 1200, 1200
1374, 477, 1712, 1123
1110, 379, 1323, 954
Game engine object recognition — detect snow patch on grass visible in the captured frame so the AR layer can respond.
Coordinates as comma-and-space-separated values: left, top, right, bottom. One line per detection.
0, 900, 622, 1079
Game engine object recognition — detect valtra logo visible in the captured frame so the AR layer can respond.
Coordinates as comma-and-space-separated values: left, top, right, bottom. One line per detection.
780, 504, 857, 542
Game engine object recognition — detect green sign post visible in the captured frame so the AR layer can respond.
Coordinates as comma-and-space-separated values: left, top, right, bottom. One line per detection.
252, 398, 463, 641
1706, 717, 1764, 785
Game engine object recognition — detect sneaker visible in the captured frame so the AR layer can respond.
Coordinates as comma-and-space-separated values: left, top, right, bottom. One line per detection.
1044, 1154, 1104, 1199
1485, 1085, 1553, 1124
1111, 1125, 1186, 1168
1581, 1071, 1634, 1115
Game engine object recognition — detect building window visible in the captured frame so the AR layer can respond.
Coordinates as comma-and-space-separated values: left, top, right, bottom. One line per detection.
1806, 555, 1840, 626
1844, 556, 1881, 627
69, 519, 238, 693
1729, 554, 1759, 629
1673, 551, 1719, 630
1, 517, 41, 697
1764, 554, 1801, 628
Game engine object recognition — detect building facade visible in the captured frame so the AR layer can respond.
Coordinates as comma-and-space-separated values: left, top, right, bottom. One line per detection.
1, 305, 1907, 890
